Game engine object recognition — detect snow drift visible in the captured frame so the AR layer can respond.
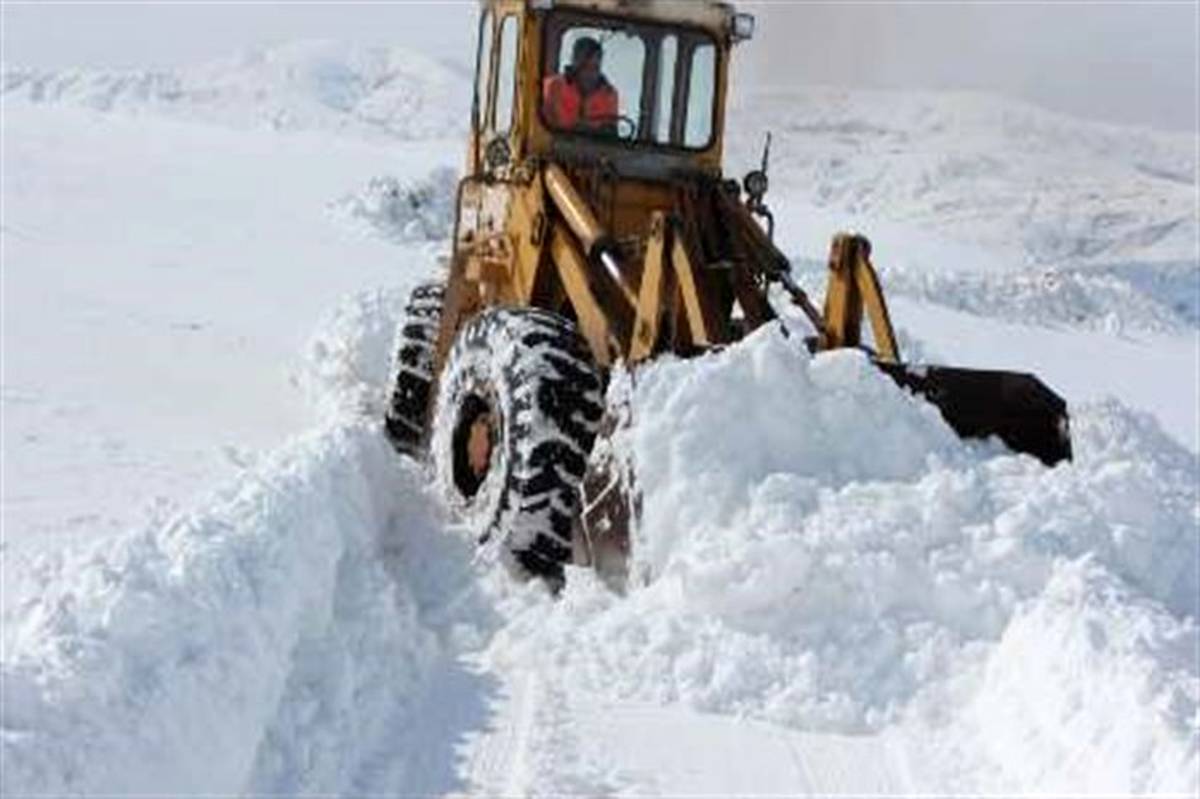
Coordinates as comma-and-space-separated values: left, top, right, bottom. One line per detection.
489, 328, 1199, 794
1, 422, 469, 796
3, 295, 1196, 795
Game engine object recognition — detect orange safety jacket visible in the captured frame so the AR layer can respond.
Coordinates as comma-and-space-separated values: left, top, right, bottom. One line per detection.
542, 74, 619, 131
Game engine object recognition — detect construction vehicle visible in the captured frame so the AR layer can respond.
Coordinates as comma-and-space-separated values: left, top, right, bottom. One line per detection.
384, 0, 1072, 586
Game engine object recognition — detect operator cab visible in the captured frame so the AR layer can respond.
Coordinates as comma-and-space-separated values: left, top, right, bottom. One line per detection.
540, 12, 719, 150
470, 0, 754, 180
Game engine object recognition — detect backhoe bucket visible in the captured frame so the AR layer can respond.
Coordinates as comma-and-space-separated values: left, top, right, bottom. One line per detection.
874, 362, 1072, 466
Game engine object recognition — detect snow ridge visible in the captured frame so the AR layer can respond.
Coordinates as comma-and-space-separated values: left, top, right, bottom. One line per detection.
2, 41, 467, 141
1, 421, 474, 796
788, 256, 1197, 333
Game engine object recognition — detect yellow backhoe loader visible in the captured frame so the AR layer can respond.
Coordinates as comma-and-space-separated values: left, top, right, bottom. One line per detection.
384, 0, 1071, 585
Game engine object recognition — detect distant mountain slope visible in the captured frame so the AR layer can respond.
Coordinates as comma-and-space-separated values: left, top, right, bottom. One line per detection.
728, 85, 1197, 269
5, 42, 1194, 309
2, 41, 467, 141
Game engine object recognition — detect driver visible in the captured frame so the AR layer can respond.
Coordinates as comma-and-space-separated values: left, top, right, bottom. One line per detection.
543, 36, 620, 135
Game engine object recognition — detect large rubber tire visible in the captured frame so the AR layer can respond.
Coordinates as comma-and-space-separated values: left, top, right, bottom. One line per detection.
430, 308, 604, 582
384, 281, 445, 456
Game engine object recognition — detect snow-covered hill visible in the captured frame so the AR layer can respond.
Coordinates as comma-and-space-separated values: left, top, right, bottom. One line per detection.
2, 42, 1198, 796
2, 41, 467, 141
730, 85, 1197, 270
7, 43, 1194, 274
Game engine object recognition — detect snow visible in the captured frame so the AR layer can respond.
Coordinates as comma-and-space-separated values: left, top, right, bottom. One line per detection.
481, 332, 1196, 792
328, 168, 459, 245
3, 42, 1198, 796
2, 41, 467, 142
964, 557, 1198, 794
2, 422, 466, 796
2, 103, 458, 549
729, 85, 1198, 270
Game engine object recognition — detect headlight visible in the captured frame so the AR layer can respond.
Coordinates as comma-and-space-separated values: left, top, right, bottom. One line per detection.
731, 12, 756, 42
486, 137, 512, 170
743, 169, 768, 199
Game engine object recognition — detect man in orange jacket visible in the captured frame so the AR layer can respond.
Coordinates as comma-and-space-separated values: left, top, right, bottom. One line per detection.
543, 37, 620, 135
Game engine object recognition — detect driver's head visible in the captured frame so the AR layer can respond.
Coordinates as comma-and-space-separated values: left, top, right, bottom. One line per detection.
569, 37, 603, 87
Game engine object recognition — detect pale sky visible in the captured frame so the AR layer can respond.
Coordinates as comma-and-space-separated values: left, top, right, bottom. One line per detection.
2, 0, 1196, 132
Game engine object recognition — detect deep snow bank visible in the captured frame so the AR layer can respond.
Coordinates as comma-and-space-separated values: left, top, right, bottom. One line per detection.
0, 422, 467, 796
491, 328, 1199, 793
328, 168, 459, 245
3, 297, 1196, 795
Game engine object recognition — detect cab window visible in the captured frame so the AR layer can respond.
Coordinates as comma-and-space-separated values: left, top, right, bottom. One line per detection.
684, 42, 715, 148
473, 10, 493, 131
541, 14, 718, 150
494, 15, 519, 134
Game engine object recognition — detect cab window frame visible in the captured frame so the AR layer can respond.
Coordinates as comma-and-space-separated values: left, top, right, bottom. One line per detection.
492, 13, 520, 135
472, 9, 494, 133
537, 9, 721, 154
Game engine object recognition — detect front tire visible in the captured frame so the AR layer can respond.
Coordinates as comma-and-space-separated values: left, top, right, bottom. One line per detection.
430, 308, 604, 582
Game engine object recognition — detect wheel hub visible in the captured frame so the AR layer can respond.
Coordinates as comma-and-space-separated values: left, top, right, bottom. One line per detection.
451, 392, 497, 500
466, 412, 494, 478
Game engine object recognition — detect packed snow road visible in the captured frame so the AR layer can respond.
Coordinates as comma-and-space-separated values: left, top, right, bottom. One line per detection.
3, 43, 1198, 795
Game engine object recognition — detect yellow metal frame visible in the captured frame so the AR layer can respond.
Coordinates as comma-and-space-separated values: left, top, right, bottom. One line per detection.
438, 0, 902, 389
819, 234, 900, 363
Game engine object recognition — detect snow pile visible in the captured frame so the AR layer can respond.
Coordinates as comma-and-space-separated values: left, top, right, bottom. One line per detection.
491, 328, 1198, 793
962, 557, 1198, 794
3, 302, 1195, 794
2, 41, 467, 141
328, 168, 459, 244
0, 422, 472, 796
295, 288, 409, 421
729, 86, 1197, 268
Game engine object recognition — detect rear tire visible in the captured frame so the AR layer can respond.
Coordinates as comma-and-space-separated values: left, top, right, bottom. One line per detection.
430, 308, 604, 583
384, 281, 445, 456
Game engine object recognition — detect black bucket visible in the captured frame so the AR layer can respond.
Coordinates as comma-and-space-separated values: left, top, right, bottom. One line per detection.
875, 362, 1072, 467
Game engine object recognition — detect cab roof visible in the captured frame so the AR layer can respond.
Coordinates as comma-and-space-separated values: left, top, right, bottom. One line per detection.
489, 0, 741, 36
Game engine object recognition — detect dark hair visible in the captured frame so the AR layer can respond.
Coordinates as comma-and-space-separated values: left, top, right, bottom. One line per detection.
571, 36, 603, 64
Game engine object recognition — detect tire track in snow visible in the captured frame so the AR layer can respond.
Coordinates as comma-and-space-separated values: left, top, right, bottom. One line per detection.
460, 668, 539, 795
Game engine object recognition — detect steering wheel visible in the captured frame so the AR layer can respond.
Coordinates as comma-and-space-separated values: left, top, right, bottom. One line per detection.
590, 114, 639, 142
613, 114, 639, 141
